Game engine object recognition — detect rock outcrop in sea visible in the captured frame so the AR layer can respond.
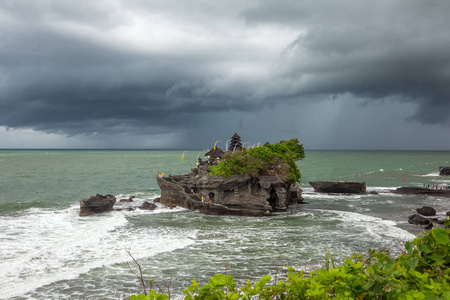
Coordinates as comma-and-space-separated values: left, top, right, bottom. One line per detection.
393, 187, 450, 197
79, 194, 116, 216
156, 134, 304, 216
416, 206, 436, 216
309, 181, 366, 194
408, 206, 449, 230
439, 166, 450, 176
157, 175, 303, 216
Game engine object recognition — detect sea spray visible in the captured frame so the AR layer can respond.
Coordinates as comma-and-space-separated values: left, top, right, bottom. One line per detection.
0, 205, 196, 299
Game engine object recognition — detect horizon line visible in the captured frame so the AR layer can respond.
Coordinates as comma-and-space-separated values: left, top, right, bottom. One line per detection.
0, 148, 449, 152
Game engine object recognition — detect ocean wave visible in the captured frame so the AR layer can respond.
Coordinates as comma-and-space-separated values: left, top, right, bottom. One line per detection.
0, 206, 197, 299
112, 193, 189, 215
114, 191, 161, 201
308, 209, 415, 243
420, 172, 440, 177
429, 178, 450, 184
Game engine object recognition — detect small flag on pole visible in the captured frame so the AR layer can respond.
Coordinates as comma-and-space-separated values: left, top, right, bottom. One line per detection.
181, 151, 186, 162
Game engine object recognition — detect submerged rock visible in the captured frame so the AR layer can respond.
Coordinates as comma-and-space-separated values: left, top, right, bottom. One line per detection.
119, 196, 135, 202
79, 194, 116, 216
408, 214, 431, 225
140, 201, 157, 210
424, 223, 434, 230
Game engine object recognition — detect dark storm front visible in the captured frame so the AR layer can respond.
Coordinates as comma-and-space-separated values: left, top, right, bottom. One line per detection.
0, 150, 449, 299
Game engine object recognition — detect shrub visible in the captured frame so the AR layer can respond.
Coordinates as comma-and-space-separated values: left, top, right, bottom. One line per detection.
208, 138, 305, 184
131, 225, 450, 299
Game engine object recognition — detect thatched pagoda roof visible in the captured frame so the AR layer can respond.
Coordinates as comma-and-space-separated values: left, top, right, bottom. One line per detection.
205, 147, 224, 158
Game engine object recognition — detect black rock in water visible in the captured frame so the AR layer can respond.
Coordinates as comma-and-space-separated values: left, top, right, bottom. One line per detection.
416, 206, 436, 216
309, 181, 366, 194
439, 166, 450, 176
119, 196, 135, 202
79, 194, 116, 216
394, 187, 450, 197
424, 222, 434, 230
140, 201, 157, 210
408, 214, 431, 225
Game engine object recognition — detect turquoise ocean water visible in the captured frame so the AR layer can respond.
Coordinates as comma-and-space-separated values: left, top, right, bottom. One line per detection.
0, 150, 449, 299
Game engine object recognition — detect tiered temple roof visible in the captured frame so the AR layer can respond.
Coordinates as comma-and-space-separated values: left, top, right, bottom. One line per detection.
229, 133, 242, 152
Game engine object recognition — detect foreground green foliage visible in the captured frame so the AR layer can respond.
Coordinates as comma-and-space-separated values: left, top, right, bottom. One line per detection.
131, 225, 450, 299
208, 138, 305, 184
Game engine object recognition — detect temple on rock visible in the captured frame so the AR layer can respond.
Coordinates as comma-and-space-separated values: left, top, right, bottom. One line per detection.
229, 133, 243, 152
156, 133, 304, 216
204, 146, 224, 163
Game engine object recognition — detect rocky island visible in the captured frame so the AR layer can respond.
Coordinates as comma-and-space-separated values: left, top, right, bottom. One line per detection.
156, 133, 305, 216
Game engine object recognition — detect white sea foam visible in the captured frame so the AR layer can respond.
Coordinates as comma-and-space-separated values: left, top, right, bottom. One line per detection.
112, 193, 188, 215
368, 186, 396, 192
115, 191, 160, 201
302, 186, 399, 195
0, 205, 196, 299
420, 172, 440, 177
429, 178, 450, 184
304, 192, 362, 201
312, 209, 416, 242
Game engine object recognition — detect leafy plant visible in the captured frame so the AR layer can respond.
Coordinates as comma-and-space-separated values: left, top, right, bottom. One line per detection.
130, 226, 450, 299
208, 138, 305, 184
129, 291, 169, 300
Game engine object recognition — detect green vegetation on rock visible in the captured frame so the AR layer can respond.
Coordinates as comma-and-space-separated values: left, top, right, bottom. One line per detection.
131, 224, 450, 299
208, 138, 305, 184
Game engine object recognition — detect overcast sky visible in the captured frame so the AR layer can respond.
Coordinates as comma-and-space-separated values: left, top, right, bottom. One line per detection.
1, 0, 450, 150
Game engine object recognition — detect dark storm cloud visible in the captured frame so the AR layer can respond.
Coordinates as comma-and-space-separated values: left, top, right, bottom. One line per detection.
0, 1, 261, 138
1, 0, 450, 144
243, 0, 450, 124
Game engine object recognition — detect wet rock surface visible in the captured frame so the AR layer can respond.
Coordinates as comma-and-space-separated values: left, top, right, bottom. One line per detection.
140, 201, 157, 210
309, 181, 366, 194
394, 187, 450, 197
416, 206, 436, 216
408, 206, 449, 229
79, 194, 116, 216
157, 175, 303, 216
408, 214, 431, 225
119, 196, 135, 202
439, 166, 450, 176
